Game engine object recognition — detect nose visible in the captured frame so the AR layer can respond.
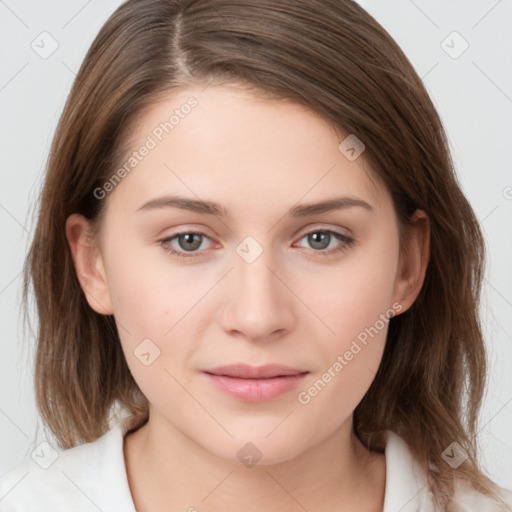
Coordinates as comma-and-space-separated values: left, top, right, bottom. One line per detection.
219, 241, 295, 343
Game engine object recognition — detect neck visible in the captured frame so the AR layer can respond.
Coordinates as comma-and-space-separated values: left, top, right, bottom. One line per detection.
123, 410, 386, 511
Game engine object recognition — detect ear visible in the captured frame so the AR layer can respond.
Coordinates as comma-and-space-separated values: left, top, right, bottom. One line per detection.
391, 209, 430, 315
65, 213, 114, 315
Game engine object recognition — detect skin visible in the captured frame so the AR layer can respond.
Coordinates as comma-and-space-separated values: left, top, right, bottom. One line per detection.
66, 83, 430, 511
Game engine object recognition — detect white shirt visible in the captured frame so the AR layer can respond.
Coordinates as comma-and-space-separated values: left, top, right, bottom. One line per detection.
1, 415, 511, 511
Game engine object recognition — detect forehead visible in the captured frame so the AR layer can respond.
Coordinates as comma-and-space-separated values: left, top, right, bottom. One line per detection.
104, 84, 390, 219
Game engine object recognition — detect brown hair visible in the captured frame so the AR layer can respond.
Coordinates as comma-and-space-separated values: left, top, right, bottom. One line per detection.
22, 0, 504, 508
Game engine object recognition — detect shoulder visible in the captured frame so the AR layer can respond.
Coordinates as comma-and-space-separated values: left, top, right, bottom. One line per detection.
0, 417, 137, 512
451, 479, 512, 512
383, 430, 512, 512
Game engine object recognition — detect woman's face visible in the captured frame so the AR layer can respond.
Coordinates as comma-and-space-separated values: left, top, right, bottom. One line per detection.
69, 83, 424, 465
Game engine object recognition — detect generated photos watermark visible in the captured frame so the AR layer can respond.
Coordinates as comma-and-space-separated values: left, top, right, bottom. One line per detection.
297, 301, 403, 405
93, 96, 198, 200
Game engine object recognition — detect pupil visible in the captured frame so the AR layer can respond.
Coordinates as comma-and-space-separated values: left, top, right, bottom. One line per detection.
310, 232, 329, 249
181, 233, 201, 251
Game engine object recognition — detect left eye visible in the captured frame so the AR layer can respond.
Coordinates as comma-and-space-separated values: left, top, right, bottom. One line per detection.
159, 229, 354, 259
160, 232, 211, 258
294, 230, 354, 255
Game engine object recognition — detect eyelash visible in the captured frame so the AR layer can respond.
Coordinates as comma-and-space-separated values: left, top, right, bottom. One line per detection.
159, 229, 355, 259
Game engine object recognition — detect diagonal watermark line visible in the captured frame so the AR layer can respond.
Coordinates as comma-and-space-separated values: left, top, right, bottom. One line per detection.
164, 163, 234, 235
421, 61, 439, 82
472, 61, 512, 105
0, 472, 29, 503
266, 164, 337, 234
483, 480, 512, 512
61, 0, 93, 29
471, 0, 504, 30
163, 367, 234, 438
0, 62, 29, 92
0, 409, 28, 439
265, 471, 311, 512
476, 396, 512, 435
61, 60, 102, 110
0, 0, 29, 28
201, 71, 222, 93
491, 493, 512, 512
0, 270, 22, 297
61, 471, 104, 511
484, 278, 512, 309
397, 484, 426, 511
61, 60, 77, 77
266, 410, 294, 438
409, 62, 439, 95
201, 471, 233, 501
406, 0, 439, 29
85, 291, 132, 336
265, 266, 336, 335
479, 204, 499, 224
0, 203, 28, 232
162, 267, 234, 336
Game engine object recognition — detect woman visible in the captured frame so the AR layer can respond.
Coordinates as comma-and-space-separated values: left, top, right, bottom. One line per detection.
1, 0, 510, 510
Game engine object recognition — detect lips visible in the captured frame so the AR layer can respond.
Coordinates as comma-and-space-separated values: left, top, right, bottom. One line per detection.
202, 364, 310, 402
203, 363, 308, 379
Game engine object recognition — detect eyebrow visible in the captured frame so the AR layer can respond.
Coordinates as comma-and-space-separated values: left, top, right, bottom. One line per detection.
136, 195, 374, 218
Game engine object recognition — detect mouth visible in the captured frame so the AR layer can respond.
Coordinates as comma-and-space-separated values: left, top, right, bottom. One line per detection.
202, 364, 309, 402
202, 363, 309, 379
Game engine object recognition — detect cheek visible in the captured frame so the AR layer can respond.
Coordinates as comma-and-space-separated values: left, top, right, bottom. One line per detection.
103, 235, 199, 333
291, 272, 395, 449
298, 230, 399, 399
314, 228, 399, 340
102, 237, 216, 386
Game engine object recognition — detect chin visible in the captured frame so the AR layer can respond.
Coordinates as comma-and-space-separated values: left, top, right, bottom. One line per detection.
204, 432, 305, 468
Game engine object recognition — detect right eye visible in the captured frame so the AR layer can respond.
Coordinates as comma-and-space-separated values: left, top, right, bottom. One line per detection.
159, 231, 214, 259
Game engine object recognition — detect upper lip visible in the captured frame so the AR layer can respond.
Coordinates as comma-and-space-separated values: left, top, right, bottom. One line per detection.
203, 364, 309, 379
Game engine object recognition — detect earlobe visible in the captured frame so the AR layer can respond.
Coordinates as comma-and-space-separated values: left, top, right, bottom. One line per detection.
65, 213, 114, 315
392, 209, 430, 314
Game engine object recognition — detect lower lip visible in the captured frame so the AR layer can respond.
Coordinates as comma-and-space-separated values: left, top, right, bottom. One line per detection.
203, 372, 309, 402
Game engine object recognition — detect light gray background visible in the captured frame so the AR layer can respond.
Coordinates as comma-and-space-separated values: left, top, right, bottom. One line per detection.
1, 0, 511, 490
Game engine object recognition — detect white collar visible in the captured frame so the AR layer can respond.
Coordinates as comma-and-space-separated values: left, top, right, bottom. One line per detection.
115, 417, 437, 511
3, 415, 509, 511
382, 430, 436, 511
